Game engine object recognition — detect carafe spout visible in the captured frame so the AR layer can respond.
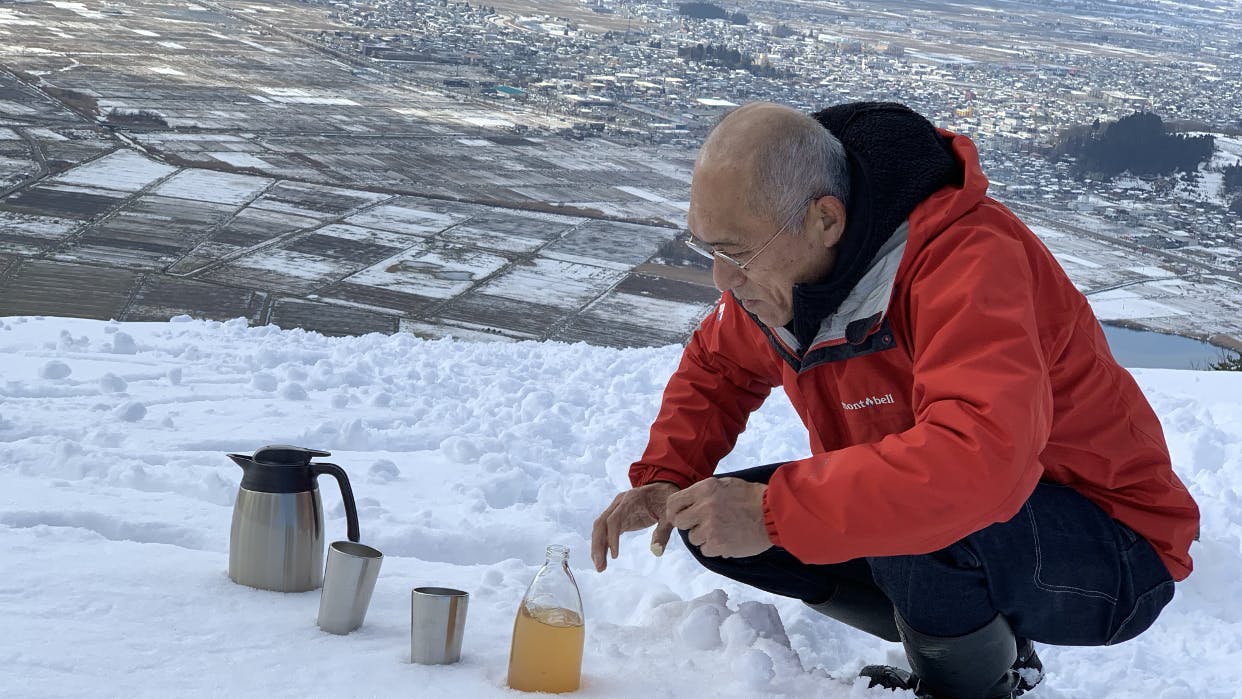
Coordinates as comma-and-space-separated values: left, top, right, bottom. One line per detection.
227, 453, 255, 472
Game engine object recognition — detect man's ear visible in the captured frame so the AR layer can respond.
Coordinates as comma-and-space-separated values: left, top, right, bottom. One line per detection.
811, 195, 848, 248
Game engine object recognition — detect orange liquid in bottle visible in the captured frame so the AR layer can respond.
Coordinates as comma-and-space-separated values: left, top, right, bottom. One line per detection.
507, 604, 585, 693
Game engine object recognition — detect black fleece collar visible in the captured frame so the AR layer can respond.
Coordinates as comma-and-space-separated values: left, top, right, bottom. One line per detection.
785, 102, 961, 349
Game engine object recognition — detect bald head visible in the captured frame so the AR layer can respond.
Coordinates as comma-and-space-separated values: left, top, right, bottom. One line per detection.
694, 101, 850, 228
699, 102, 812, 167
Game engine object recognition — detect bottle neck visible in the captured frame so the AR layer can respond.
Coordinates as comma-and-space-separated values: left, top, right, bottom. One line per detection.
522, 544, 583, 618
544, 544, 569, 565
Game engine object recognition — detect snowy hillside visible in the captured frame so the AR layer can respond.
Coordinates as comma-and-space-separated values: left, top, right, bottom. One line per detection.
1, 316, 1238, 698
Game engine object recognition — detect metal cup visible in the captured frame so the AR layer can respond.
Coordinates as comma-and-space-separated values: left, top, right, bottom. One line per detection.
316, 541, 383, 635
410, 587, 469, 664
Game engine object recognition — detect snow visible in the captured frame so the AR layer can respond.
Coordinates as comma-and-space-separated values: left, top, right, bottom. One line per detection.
46, 1, 104, 20
315, 223, 424, 249
1, 315, 1239, 698
207, 151, 273, 170
0, 101, 36, 116
154, 169, 272, 205
50, 151, 178, 193
462, 115, 517, 129
27, 127, 68, 142
1127, 266, 1175, 278
1052, 253, 1102, 269
614, 186, 669, 203
0, 211, 77, 240
1091, 288, 1189, 320
255, 88, 358, 106
0, 8, 42, 26
231, 248, 347, 280
473, 257, 626, 308
442, 225, 548, 254
346, 246, 509, 299
345, 204, 465, 236
1206, 135, 1242, 169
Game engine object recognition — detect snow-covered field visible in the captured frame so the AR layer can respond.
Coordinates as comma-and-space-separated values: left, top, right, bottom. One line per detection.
1, 316, 1239, 698
153, 170, 272, 206
1170, 133, 1242, 204
48, 150, 177, 193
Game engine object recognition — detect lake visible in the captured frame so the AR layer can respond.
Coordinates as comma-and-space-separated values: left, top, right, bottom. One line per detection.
1101, 324, 1232, 370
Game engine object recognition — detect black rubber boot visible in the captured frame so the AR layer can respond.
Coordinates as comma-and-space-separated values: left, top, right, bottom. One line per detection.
861, 613, 1022, 698
861, 636, 1043, 697
1013, 637, 1044, 694
858, 664, 926, 696
804, 581, 902, 642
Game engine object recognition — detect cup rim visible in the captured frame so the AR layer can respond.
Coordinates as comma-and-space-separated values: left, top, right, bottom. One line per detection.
412, 586, 469, 598
329, 540, 383, 559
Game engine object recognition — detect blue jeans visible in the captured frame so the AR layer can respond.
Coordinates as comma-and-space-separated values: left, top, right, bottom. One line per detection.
680, 463, 1175, 645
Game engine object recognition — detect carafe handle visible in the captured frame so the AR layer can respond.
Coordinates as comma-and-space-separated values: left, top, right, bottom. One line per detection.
311, 462, 361, 543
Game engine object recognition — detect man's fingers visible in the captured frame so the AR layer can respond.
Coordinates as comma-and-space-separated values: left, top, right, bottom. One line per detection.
664, 487, 690, 519
669, 497, 702, 532
590, 519, 608, 571
665, 478, 712, 521
650, 519, 674, 557
686, 523, 708, 548
591, 499, 620, 571
606, 509, 626, 561
594, 484, 684, 571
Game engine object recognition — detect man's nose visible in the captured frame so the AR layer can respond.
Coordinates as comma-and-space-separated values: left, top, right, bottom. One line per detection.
711, 258, 744, 293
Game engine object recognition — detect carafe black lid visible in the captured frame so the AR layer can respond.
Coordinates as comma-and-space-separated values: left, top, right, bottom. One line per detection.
252, 445, 331, 466
230, 445, 332, 493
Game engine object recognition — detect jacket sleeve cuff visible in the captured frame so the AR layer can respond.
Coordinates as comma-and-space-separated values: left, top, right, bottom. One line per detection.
762, 487, 782, 547
629, 463, 697, 490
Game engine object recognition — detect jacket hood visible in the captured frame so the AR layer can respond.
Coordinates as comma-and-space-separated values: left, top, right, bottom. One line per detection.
787, 102, 964, 348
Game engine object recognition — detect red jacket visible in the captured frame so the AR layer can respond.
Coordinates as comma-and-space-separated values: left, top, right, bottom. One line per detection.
630, 131, 1199, 581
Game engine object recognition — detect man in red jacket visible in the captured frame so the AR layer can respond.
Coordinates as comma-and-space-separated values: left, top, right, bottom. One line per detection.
590, 102, 1199, 698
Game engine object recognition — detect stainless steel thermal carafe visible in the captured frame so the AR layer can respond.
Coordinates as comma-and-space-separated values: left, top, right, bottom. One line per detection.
227, 445, 360, 592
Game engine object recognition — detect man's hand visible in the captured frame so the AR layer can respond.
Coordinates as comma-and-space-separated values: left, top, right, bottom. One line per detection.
666, 478, 772, 558
591, 482, 680, 572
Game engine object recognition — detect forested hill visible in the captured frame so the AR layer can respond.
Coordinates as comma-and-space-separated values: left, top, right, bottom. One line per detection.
1055, 112, 1215, 177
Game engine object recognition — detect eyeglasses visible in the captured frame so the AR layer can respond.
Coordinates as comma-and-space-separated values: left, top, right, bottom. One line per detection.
684, 197, 811, 271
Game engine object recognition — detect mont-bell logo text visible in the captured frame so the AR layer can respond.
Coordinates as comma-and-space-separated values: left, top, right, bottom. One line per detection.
841, 393, 895, 410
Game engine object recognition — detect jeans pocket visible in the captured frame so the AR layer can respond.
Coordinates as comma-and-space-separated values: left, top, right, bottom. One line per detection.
1026, 504, 1121, 602
1106, 579, 1174, 645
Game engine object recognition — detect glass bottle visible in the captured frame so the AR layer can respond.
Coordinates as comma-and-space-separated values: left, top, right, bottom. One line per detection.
507, 544, 585, 693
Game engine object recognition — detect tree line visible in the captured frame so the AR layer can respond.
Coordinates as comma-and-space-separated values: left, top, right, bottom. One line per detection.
676, 43, 785, 78
1223, 164, 1242, 195
1225, 164, 1242, 216
677, 2, 749, 24
1054, 112, 1214, 178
